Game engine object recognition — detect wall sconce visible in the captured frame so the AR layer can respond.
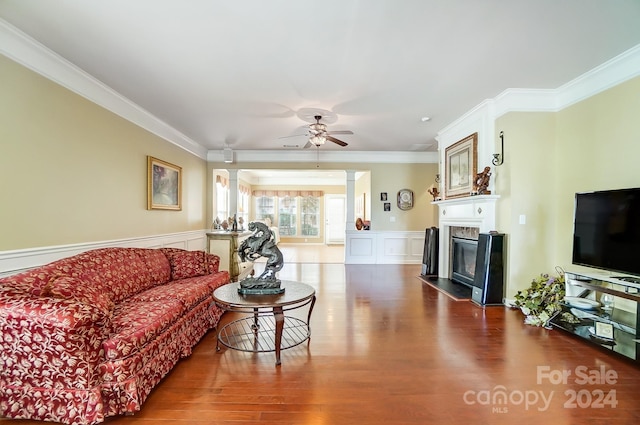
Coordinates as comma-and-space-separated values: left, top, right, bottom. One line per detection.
492, 131, 504, 166
435, 173, 441, 183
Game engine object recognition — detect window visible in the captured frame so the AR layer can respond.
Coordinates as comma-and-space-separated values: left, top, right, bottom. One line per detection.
238, 191, 249, 228
252, 191, 322, 238
278, 196, 297, 236
255, 196, 275, 223
301, 196, 320, 236
215, 180, 228, 221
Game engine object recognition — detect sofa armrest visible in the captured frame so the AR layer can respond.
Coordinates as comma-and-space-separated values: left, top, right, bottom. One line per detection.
205, 252, 221, 274
0, 293, 108, 389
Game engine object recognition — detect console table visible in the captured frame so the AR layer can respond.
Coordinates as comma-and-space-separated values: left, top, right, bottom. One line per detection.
549, 271, 640, 362
212, 281, 316, 365
206, 231, 252, 282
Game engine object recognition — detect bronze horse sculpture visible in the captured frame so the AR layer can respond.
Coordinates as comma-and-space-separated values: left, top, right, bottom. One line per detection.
238, 221, 284, 283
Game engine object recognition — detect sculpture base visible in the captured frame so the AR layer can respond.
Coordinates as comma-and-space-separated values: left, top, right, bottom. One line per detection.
238, 287, 285, 295
238, 277, 284, 295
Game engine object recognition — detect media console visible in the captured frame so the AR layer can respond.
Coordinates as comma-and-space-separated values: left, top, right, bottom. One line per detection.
549, 271, 640, 363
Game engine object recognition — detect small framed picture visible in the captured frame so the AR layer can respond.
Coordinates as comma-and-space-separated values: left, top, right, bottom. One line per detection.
383, 202, 391, 211
380, 192, 388, 201
595, 322, 614, 340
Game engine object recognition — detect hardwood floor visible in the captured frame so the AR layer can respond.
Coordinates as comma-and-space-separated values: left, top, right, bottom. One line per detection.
3, 262, 640, 424
257, 243, 345, 264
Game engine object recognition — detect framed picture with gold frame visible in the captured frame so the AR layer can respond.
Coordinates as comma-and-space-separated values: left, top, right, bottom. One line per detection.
445, 133, 477, 199
147, 156, 182, 210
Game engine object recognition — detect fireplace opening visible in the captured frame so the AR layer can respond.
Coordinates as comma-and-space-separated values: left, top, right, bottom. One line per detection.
451, 236, 478, 287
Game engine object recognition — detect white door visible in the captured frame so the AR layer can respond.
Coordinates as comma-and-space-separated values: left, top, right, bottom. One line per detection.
325, 195, 346, 244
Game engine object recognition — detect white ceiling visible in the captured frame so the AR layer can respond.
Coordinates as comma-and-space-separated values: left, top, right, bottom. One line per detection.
2, 0, 640, 156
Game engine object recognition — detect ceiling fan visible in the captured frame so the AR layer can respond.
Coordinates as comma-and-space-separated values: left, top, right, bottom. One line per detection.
282, 115, 353, 148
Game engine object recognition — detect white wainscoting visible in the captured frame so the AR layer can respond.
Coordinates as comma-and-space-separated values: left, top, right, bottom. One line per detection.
345, 230, 424, 264
0, 230, 207, 278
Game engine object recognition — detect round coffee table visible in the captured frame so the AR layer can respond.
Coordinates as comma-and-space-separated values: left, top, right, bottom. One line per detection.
212, 280, 316, 365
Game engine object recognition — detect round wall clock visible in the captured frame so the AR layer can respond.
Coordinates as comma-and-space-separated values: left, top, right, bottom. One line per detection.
397, 189, 414, 210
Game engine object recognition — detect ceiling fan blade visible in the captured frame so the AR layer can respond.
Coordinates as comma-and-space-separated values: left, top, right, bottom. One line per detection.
278, 133, 308, 139
303, 141, 313, 149
327, 130, 354, 135
326, 135, 348, 147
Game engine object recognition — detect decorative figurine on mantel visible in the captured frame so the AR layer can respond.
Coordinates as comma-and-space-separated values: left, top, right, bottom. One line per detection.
237, 221, 284, 294
428, 186, 440, 201
472, 166, 492, 195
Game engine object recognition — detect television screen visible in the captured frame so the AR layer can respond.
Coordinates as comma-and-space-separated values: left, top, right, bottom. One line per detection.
572, 188, 640, 277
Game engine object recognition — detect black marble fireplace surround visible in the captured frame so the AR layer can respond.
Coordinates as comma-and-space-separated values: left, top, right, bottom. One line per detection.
421, 226, 480, 300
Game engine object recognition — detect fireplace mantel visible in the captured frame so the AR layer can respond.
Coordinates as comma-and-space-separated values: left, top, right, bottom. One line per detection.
432, 195, 500, 279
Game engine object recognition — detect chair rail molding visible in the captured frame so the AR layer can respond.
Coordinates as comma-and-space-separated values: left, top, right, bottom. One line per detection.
0, 230, 207, 277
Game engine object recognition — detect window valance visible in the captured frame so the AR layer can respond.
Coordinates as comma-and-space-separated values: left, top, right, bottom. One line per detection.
216, 176, 250, 195
252, 190, 324, 197
215, 175, 228, 187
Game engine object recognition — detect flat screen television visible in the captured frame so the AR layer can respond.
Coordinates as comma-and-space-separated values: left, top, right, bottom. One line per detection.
572, 187, 640, 277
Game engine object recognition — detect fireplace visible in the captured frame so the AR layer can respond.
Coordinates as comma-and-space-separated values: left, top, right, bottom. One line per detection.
434, 195, 499, 281
451, 237, 478, 287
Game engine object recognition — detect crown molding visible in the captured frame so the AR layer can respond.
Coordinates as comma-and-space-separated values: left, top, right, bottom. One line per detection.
440, 42, 640, 138
555, 43, 640, 109
0, 19, 208, 159
206, 149, 439, 164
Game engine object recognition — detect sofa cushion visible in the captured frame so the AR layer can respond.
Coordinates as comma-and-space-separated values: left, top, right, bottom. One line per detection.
73, 248, 156, 303
138, 249, 172, 285
103, 299, 184, 360
42, 276, 114, 316
127, 278, 212, 311
163, 249, 207, 280
204, 253, 221, 274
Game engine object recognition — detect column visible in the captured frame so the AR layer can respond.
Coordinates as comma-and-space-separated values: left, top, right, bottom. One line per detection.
227, 169, 238, 218
345, 170, 356, 231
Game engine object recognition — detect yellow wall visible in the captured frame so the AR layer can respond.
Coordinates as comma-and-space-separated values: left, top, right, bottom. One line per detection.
0, 56, 208, 251
354, 171, 371, 221
495, 112, 557, 297
495, 76, 640, 297
554, 76, 640, 274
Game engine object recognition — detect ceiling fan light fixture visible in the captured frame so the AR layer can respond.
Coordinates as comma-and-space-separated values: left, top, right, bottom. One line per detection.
310, 122, 327, 133
310, 135, 326, 146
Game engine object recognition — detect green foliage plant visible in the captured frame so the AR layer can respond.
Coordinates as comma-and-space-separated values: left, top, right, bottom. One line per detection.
513, 273, 566, 327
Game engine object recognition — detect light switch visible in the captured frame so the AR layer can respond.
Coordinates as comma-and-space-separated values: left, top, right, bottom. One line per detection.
519, 214, 526, 225
390, 216, 396, 222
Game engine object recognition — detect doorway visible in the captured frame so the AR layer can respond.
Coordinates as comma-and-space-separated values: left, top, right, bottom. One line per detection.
325, 195, 346, 244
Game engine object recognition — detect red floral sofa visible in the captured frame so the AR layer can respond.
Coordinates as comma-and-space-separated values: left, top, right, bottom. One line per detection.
0, 247, 230, 424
